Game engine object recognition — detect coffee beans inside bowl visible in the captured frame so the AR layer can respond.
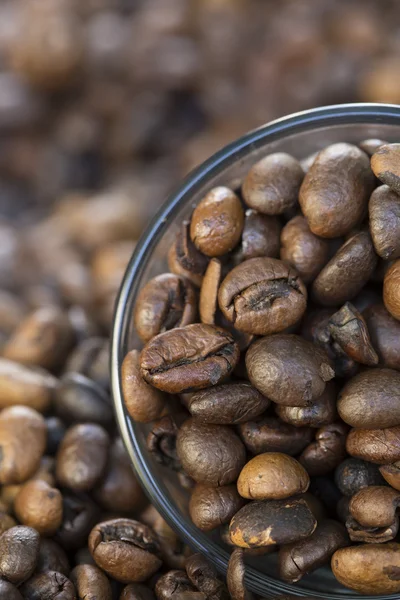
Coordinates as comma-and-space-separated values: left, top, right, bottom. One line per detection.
122, 141, 400, 596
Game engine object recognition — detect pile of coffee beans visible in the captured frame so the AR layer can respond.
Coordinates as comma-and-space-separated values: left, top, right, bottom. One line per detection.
122, 141, 400, 596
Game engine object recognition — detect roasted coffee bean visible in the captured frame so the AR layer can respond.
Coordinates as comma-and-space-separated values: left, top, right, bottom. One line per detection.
299, 422, 348, 476
363, 303, 400, 369
345, 515, 399, 544
56, 423, 110, 492
0, 512, 17, 536
55, 492, 99, 551
146, 416, 181, 471
299, 143, 374, 238
238, 416, 313, 456
0, 358, 56, 412
0, 405, 47, 484
190, 187, 244, 257
120, 584, 155, 600
349, 486, 400, 528
312, 231, 377, 306
242, 153, 304, 215
239, 210, 281, 260
187, 382, 269, 425
371, 143, 400, 194
278, 520, 349, 583
140, 324, 239, 394
89, 519, 162, 583
347, 425, 400, 464
14, 479, 63, 536
122, 350, 165, 423
0, 525, 40, 584
199, 258, 222, 325
246, 334, 334, 406
55, 373, 113, 427
168, 221, 208, 287
276, 382, 337, 428
36, 539, 70, 576
65, 337, 109, 389
327, 302, 378, 366
380, 461, 400, 491
218, 258, 307, 335
185, 553, 228, 600
189, 484, 245, 532
46, 416, 67, 455
176, 418, 246, 486
383, 258, 400, 320
237, 453, 309, 500
140, 505, 188, 570
338, 368, 400, 428
70, 564, 112, 600
332, 543, 400, 594
369, 184, 400, 260
226, 548, 253, 600
0, 579, 23, 600
359, 138, 387, 155
229, 498, 317, 548
20, 570, 76, 600
280, 215, 330, 283
335, 458, 386, 496
155, 570, 195, 600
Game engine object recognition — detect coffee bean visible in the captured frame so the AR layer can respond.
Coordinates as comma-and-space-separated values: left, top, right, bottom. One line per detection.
56, 423, 109, 492
331, 543, 400, 594
176, 418, 246, 486
238, 416, 313, 455
278, 519, 349, 583
199, 259, 222, 325
14, 479, 63, 536
20, 570, 76, 600
36, 539, 70, 576
70, 564, 112, 600
168, 221, 208, 287
299, 143, 374, 238
55, 492, 100, 551
363, 303, 400, 369
0, 579, 23, 600
246, 334, 334, 407
65, 336, 109, 389
371, 143, 400, 194
239, 209, 281, 261
0, 525, 40, 584
140, 504, 188, 570
327, 302, 378, 366
383, 258, 400, 320
218, 258, 307, 335
369, 184, 400, 260
146, 416, 181, 471
0, 512, 16, 536
185, 553, 229, 600
359, 138, 388, 155
140, 324, 239, 394
89, 519, 162, 583
242, 152, 304, 215
226, 548, 253, 600
0, 405, 47, 484
346, 425, 400, 464
380, 461, 400, 491
312, 231, 377, 306
122, 350, 165, 423
187, 382, 269, 425
0, 358, 56, 412
276, 382, 337, 428
189, 484, 245, 532
155, 570, 195, 600
229, 497, 317, 548
349, 486, 400, 528
120, 584, 156, 600
237, 453, 309, 500
46, 416, 67, 455
299, 422, 348, 476
345, 514, 398, 544
335, 458, 386, 496
55, 373, 113, 427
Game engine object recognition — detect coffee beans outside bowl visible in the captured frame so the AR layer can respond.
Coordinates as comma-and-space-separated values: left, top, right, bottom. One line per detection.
120, 140, 400, 597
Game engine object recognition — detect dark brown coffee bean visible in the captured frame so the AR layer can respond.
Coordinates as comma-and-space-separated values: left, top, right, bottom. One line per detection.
363, 303, 400, 369
242, 153, 304, 215
0, 525, 40, 584
140, 324, 239, 394
229, 497, 317, 548
299, 143, 374, 238
55, 492, 100, 551
36, 539, 70, 576
0, 579, 23, 600
238, 210, 281, 260
56, 423, 109, 492
46, 417, 67, 455
89, 519, 162, 583
189, 484, 245, 532
55, 373, 113, 427
384, 259, 400, 320
237, 453, 309, 500
0, 405, 47, 484
338, 368, 400, 428
65, 337, 109, 389
168, 221, 208, 287
0, 358, 57, 413
335, 458, 386, 497
359, 138, 387, 155
70, 564, 112, 600
280, 215, 330, 283
14, 479, 63, 536
312, 231, 377, 306
122, 350, 166, 423
120, 584, 155, 600
380, 462, 400, 491
369, 184, 400, 260
20, 570, 76, 600
199, 259, 222, 325
176, 418, 246, 485
0, 512, 16, 536
185, 553, 228, 600
190, 187, 244, 257
187, 382, 269, 425
327, 302, 378, 366
332, 543, 400, 594
349, 485, 400, 528
94, 438, 146, 514
299, 422, 348, 476
346, 515, 398, 544
155, 570, 195, 600
276, 382, 337, 428
278, 520, 349, 583
226, 548, 253, 600
218, 258, 307, 335
238, 416, 313, 456
347, 425, 400, 464
146, 416, 181, 471
246, 334, 334, 407
371, 143, 400, 194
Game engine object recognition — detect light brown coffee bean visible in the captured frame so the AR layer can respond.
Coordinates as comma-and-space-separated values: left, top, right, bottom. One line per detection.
121, 350, 166, 423
349, 486, 400, 528
371, 143, 400, 194
347, 425, 400, 464
380, 462, 400, 491
189, 484, 245, 532
14, 479, 63, 536
0, 358, 57, 412
199, 258, 222, 325
70, 564, 112, 600
384, 259, 400, 320
369, 184, 400, 260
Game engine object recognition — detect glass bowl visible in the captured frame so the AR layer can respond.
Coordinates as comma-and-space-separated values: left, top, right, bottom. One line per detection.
111, 103, 400, 599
